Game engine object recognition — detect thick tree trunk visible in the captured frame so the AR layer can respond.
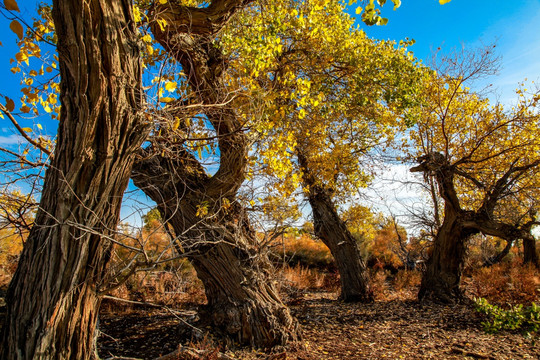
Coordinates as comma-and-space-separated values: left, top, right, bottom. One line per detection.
418, 209, 477, 303
297, 152, 372, 302
190, 219, 299, 347
131, 0, 299, 346
132, 154, 300, 347
523, 235, 539, 266
308, 189, 372, 302
1, 1, 146, 359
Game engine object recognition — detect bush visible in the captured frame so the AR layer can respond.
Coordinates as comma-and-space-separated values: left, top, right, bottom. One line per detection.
280, 264, 337, 291
474, 297, 540, 335
466, 261, 540, 306
271, 234, 334, 270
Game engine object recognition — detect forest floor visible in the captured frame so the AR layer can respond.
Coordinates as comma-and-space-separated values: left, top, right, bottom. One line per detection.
96, 290, 539, 360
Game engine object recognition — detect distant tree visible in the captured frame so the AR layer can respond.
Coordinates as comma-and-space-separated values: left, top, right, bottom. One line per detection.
407, 47, 540, 303
236, 0, 423, 302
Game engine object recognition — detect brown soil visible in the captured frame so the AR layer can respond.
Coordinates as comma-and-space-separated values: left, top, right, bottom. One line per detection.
96, 291, 539, 360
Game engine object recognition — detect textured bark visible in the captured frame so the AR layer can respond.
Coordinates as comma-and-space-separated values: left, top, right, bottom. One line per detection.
297, 151, 372, 302
418, 208, 478, 303
131, 0, 300, 346
412, 153, 475, 303
523, 236, 539, 266
1, 1, 146, 359
132, 154, 300, 347
412, 152, 539, 303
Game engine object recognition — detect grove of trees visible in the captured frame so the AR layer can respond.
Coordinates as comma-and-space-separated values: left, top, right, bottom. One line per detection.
0, 0, 537, 358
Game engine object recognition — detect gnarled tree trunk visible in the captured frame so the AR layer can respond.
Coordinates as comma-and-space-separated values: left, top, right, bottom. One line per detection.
418, 209, 478, 303
131, 0, 299, 345
297, 151, 372, 302
523, 235, 539, 266
1, 1, 146, 359
483, 239, 513, 267
132, 153, 299, 347
412, 153, 477, 304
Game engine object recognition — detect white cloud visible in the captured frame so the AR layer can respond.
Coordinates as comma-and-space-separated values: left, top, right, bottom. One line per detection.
0, 134, 23, 146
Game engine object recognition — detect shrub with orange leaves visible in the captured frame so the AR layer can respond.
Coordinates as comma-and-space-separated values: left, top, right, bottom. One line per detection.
465, 260, 540, 306
271, 233, 334, 270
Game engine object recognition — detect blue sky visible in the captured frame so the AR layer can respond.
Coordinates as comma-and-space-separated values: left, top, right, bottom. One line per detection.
1, 0, 539, 226
2, 0, 538, 128
351, 0, 540, 103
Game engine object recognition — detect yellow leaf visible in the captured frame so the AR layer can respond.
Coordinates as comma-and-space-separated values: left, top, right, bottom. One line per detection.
156, 19, 167, 31
21, 127, 32, 133
159, 97, 175, 103
4, 0, 20, 12
142, 34, 152, 43
158, 0, 168, 4
172, 117, 180, 130
355, 6, 363, 15
133, 5, 142, 23
10, 20, 24, 40
165, 81, 177, 92
439, 0, 451, 4
37, 123, 43, 130
15, 52, 28, 64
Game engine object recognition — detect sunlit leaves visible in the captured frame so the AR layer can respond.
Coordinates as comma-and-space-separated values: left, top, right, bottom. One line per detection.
218, 0, 422, 203
407, 67, 540, 217
159, 97, 175, 103
164, 81, 177, 92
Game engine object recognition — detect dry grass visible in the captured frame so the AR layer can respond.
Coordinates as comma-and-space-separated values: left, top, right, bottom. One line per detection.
101, 260, 206, 314
271, 234, 334, 270
465, 260, 540, 306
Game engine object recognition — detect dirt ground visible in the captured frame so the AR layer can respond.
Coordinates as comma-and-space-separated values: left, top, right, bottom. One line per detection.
97, 291, 539, 360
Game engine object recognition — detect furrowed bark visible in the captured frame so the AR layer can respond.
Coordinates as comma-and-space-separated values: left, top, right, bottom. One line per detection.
132, 152, 299, 347
412, 152, 539, 303
1, 1, 147, 359
418, 207, 478, 303
132, 0, 300, 346
297, 149, 372, 302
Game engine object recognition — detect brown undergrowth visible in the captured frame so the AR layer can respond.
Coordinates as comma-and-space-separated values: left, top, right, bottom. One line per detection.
2, 232, 539, 359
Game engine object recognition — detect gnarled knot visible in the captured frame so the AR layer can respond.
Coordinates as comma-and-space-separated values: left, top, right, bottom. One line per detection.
410, 152, 447, 173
